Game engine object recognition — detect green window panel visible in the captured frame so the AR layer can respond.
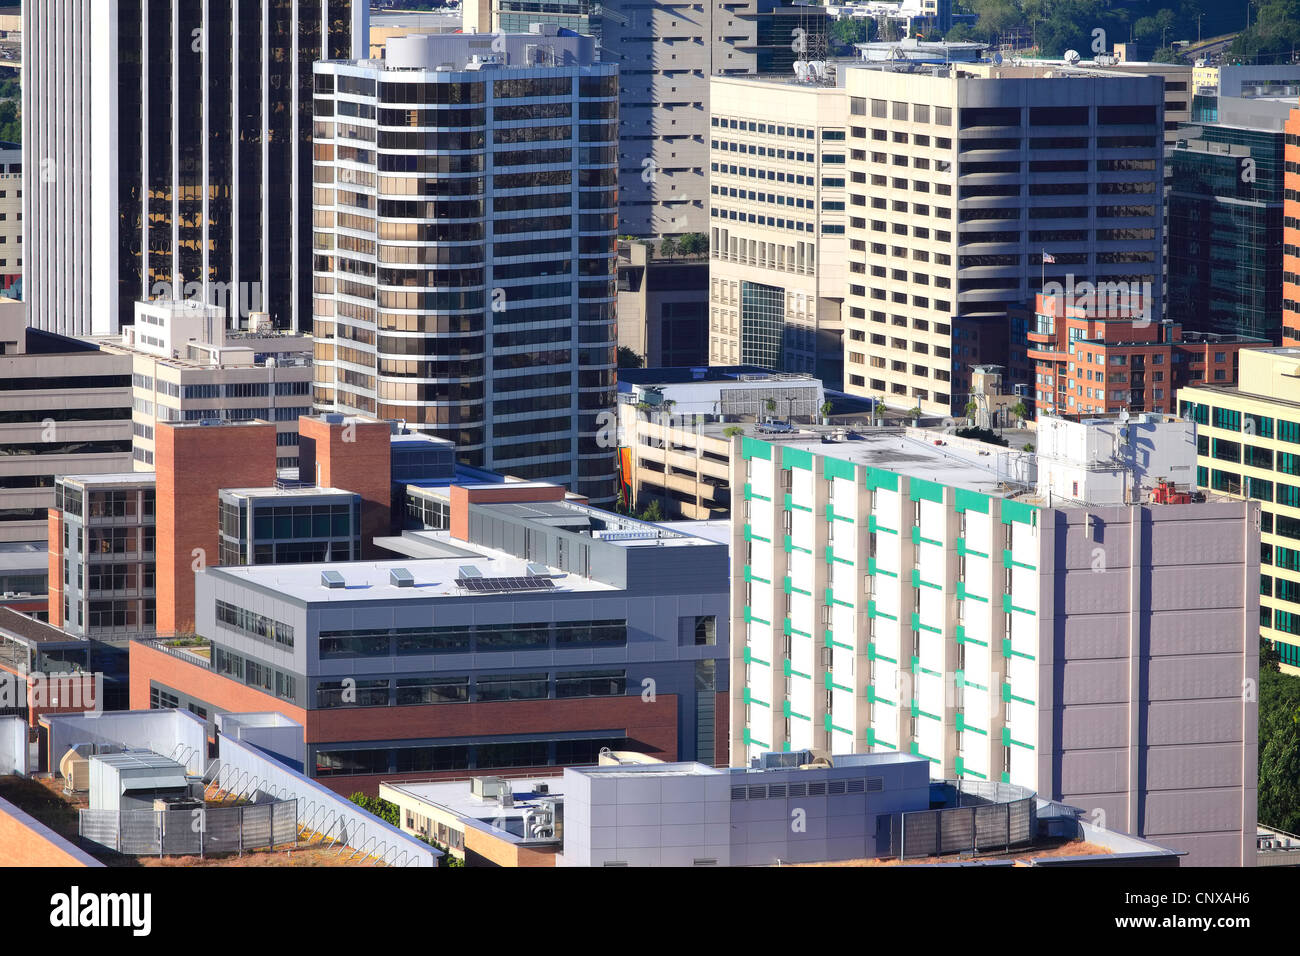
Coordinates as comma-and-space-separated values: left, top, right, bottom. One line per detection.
909, 742, 940, 764
823, 456, 857, 482
1000, 726, 1035, 750
954, 487, 991, 514
957, 538, 989, 558
911, 568, 942, 590
866, 467, 899, 492
741, 436, 773, 461
1002, 548, 1036, 570
999, 498, 1038, 527
783, 446, 814, 472
1001, 594, 1036, 615
908, 477, 945, 504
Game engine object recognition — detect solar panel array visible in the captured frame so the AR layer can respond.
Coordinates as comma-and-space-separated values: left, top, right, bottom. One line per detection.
455, 576, 556, 593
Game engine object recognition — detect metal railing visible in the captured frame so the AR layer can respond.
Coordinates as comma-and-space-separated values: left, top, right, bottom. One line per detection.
135, 638, 211, 669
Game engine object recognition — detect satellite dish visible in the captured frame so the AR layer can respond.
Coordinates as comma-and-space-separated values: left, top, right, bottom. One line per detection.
1063, 49, 1081, 65
1118, 409, 1130, 424
993, 52, 1003, 65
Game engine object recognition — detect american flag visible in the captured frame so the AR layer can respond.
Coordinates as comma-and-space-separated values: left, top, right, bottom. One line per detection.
1042, 251, 1056, 264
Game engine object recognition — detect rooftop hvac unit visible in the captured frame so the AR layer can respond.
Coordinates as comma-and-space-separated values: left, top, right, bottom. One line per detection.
470, 775, 510, 800
59, 748, 91, 793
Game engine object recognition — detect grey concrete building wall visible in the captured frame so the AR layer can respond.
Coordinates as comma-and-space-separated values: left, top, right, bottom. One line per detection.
196, 560, 729, 762
558, 755, 931, 866
0, 327, 133, 546
1036, 501, 1259, 867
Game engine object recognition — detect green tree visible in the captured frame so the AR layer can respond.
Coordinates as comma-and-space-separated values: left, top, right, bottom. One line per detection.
723, 425, 744, 438
765, 397, 777, 417
639, 499, 664, 522
659, 236, 680, 258
348, 792, 399, 826
617, 346, 643, 369
964, 399, 980, 421
1259, 639, 1300, 834
829, 18, 868, 51
677, 232, 708, 257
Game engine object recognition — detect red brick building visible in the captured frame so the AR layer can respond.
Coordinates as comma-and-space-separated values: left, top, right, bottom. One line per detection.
1026, 292, 1268, 418
155, 421, 277, 636
1283, 103, 1300, 346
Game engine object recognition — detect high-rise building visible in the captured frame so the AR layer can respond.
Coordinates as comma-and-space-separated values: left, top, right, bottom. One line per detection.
1168, 95, 1288, 340
0, 302, 133, 547
0, 141, 19, 293
838, 65, 1166, 415
462, 0, 829, 237
22, 0, 367, 336
92, 300, 314, 472
1025, 291, 1267, 418
730, 425, 1259, 865
1179, 346, 1300, 675
707, 75, 848, 385
310, 30, 618, 502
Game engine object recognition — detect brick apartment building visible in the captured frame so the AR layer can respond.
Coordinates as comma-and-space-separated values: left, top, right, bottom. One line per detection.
1026, 292, 1268, 418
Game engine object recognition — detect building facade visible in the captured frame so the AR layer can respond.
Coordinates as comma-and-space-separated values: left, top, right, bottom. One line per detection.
1026, 291, 1267, 418
731, 430, 1259, 865
838, 66, 1165, 415
463, 0, 829, 237
23, 0, 367, 336
131, 484, 731, 795
0, 303, 133, 547
708, 75, 848, 386
1180, 346, 1300, 674
0, 141, 19, 292
217, 486, 362, 566
48, 473, 156, 641
616, 241, 709, 369
310, 31, 618, 502
93, 300, 314, 472
1168, 96, 1287, 340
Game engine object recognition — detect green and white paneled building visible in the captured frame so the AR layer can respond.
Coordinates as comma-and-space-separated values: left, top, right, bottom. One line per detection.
729, 429, 1260, 866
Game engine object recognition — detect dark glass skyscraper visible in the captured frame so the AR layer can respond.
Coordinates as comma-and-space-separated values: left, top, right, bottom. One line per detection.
24, 0, 366, 336
1168, 101, 1287, 341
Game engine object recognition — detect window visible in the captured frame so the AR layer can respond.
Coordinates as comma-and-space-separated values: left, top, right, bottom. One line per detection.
682, 615, 718, 646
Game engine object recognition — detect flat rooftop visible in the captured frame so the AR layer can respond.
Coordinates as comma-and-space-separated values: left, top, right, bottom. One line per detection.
207, 548, 621, 602
220, 485, 355, 499
748, 430, 1028, 497
383, 777, 563, 842
58, 472, 156, 487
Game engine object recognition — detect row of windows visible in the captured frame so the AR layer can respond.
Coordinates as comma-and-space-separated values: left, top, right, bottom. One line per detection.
213, 647, 297, 702
215, 600, 295, 648
315, 668, 627, 708
313, 736, 629, 777
318, 619, 628, 657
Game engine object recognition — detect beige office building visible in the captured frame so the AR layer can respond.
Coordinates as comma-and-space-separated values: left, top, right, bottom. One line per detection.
708, 75, 848, 382
838, 65, 1165, 416
92, 301, 314, 473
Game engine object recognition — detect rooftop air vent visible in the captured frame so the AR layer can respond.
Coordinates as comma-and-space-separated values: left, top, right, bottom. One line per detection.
390, 568, 415, 588
321, 570, 345, 589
